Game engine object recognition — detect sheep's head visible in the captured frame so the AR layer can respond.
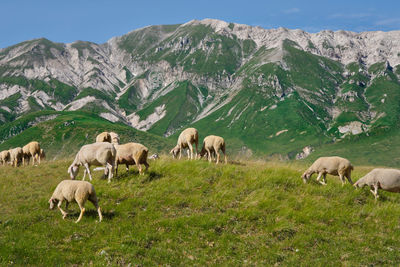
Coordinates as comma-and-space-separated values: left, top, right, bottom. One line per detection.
68, 164, 79, 179
48, 198, 57, 210
170, 146, 180, 158
353, 178, 366, 188
301, 171, 311, 183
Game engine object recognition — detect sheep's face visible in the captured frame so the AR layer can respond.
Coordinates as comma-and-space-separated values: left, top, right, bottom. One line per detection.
68, 164, 79, 179
353, 179, 366, 188
49, 198, 57, 210
170, 147, 180, 158
301, 172, 310, 183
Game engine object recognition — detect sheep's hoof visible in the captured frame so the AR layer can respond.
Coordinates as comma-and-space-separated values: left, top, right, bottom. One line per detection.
319, 182, 327, 186
62, 213, 68, 219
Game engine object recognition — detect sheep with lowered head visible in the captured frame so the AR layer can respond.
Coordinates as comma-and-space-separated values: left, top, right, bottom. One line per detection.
0, 150, 10, 166
10, 147, 23, 167
49, 180, 102, 223
199, 135, 227, 164
96, 132, 111, 143
354, 168, 400, 200
68, 142, 116, 183
170, 128, 199, 160
302, 156, 353, 185
115, 142, 149, 175
22, 141, 41, 166
109, 132, 120, 144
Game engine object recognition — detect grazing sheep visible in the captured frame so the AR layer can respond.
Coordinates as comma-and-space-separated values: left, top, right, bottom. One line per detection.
354, 168, 400, 200
170, 128, 199, 160
0, 150, 10, 166
115, 142, 149, 175
49, 180, 102, 223
302, 156, 353, 185
148, 153, 159, 160
96, 132, 111, 143
9, 147, 23, 167
68, 142, 116, 183
109, 132, 120, 144
199, 135, 227, 164
22, 141, 41, 166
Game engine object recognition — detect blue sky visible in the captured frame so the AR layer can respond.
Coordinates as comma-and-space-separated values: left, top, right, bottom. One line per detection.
1, 0, 399, 48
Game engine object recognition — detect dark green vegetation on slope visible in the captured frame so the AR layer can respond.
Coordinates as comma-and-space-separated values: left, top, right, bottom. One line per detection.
1, 159, 400, 265
0, 111, 173, 159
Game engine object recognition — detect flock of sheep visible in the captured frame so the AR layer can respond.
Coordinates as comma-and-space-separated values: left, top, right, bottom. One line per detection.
2, 127, 400, 223
0, 141, 45, 167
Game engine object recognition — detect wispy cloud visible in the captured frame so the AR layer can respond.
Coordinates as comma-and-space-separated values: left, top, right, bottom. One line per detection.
283, 8, 300, 14
375, 18, 400, 26
328, 13, 371, 19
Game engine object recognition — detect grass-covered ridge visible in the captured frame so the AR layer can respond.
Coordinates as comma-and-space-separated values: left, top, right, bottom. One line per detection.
1, 159, 400, 265
0, 111, 173, 159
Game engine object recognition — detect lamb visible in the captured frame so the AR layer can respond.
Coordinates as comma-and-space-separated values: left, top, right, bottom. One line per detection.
109, 132, 120, 144
68, 142, 116, 183
170, 128, 199, 160
302, 156, 353, 185
96, 132, 111, 143
354, 168, 400, 200
49, 180, 102, 223
9, 147, 23, 167
115, 142, 149, 175
22, 141, 41, 166
199, 135, 227, 164
0, 150, 10, 165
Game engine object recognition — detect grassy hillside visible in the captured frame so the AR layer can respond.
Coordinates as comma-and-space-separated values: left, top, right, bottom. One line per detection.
1, 159, 400, 265
0, 111, 173, 159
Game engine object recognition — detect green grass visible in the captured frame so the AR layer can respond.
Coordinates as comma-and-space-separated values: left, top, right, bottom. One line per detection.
1, 158, 400, 265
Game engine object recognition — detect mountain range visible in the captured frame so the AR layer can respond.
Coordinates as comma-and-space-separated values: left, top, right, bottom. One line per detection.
1, 19, 400, 164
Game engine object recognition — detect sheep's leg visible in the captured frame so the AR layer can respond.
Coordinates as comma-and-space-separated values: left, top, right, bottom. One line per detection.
32, 154, 36, 166
179, 148, 182, 160
75, 200, 86, 223
57, 200, 68, 219
83, 163, 93, 181
206, 148, 212, 162
188, 143, 194, 160
144, 161, 149, 172
316, 172, 323, 182
125, 164, 129, 172
370, 184, 379, 201
83, 169, 87, 181
136, 162, 143, 175
339, 173, 346, 186
106, 162, 113, 183
215, 149, 221, 164
346, 172, 353, 185
317, 173, 327, 185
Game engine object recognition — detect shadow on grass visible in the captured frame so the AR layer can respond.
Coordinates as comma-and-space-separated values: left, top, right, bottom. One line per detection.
66, 209, 116, 220
141, 171, 163, 183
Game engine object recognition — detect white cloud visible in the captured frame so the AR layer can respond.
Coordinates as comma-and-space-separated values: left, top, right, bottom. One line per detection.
328, 13, 371, 19
375, 18, 400, 26
283, 8, 300, 14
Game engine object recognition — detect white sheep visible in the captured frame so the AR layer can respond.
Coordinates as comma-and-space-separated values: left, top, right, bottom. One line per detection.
148, 153, 159, 160
96, 132, 111, 143
354, 168, 400, 200
302, 156, 354, 185
199, 135, 227, 164
68, 142, 116, 183
109, 132, 120, 144
170, 128, 199, 160
115, 142, 149, 175
0, 150, 10, 165
22, 141, 41, 166
9, 147, 23, 167
49, 180, 102, 223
